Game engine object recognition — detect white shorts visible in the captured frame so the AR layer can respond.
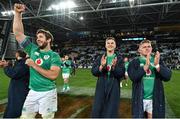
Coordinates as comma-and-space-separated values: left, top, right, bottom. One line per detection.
21, 89, 57, 115
62, 73, 70, 79
125, 72, 128, 77
143, 99, 153, 114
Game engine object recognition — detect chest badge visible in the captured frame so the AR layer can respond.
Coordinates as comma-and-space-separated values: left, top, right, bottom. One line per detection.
44, 55, 50, 60
35, 58, 43, 66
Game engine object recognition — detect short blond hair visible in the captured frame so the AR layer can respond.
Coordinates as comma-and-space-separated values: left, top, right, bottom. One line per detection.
139, 39, 151, 47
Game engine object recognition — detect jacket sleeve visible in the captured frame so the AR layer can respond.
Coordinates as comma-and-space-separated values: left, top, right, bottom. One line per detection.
91, 56, 104, 77
4, 61, 29, 79
157, 59, 172, 82
128, 58, 146, 82
111, 56, 125, 78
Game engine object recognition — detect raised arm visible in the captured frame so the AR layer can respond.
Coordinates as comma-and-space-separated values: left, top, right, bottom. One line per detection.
13, 3, 26, 43
4, 60, 29, 79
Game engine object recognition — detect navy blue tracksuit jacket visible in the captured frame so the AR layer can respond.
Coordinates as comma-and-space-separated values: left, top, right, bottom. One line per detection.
128, 58, 172, 118
3, 59, 29, 118
91, 54, 125, 118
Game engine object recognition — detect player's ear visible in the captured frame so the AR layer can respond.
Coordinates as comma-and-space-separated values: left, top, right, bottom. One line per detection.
138, 47, 141, 53
47, 38, 51, 44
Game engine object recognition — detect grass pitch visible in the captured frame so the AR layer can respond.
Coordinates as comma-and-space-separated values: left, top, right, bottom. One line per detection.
0, 69, 180, 117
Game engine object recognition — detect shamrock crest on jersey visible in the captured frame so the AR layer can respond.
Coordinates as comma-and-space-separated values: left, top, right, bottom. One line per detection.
44, 55, 50, 60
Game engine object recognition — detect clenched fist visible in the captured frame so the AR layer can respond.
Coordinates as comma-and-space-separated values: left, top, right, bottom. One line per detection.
25, 58, 35, 67
0, 60, 4, 68
14, 3, 26, 13
0, 60, 9, 68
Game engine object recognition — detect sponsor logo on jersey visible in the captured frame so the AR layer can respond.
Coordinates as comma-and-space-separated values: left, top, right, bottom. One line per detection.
106, 65, 111, 71
35, 58, 43, 65
34, 52, 40, 56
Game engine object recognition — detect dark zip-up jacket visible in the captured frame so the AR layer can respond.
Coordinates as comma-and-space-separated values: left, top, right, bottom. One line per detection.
91, 54, 125, 118
128, 58, 172, 118
3, 59, 29, 118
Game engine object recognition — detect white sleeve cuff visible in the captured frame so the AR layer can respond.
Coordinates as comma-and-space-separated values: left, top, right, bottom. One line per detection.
155, 64, 160, 69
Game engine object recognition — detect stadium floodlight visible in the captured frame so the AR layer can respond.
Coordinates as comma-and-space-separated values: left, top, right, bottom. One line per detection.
52, 5, 60, 10
1, 11, 6, 16
67, 1, 77, 8
79, 16, 84, 20
111, 0, 117, 3
47, 0, 77, 11
59, 2, 66, 9
110, 0, 128, 3
1, 10, 15, 16
129, 0, 135, 7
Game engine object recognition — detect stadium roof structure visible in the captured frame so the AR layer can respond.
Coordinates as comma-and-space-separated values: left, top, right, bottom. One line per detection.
0, 0, 180, 33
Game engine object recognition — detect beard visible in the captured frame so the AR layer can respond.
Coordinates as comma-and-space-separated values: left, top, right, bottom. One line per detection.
38, 42, 48, 49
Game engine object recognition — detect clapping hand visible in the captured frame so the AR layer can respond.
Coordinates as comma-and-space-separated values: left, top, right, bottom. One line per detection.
101, 55, 106, 67
144, 53, 150, 71
154, 51, 160, 66
112, 57, 117, 69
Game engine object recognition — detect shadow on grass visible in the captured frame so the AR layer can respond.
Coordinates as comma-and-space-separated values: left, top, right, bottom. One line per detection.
0, 94, 132, 118
55, 94, 132, 118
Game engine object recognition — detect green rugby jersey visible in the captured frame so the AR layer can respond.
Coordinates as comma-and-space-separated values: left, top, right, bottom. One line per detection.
106, 54, 116, 80
125, 61, 129, 72
21, 36, 61, 91
139, 56, 156, 99
61, 60, 71, 74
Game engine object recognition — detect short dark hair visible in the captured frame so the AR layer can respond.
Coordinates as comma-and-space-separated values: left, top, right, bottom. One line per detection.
16, 50, 26, 58
106, 37, 116, 42
36, 29, 54, 44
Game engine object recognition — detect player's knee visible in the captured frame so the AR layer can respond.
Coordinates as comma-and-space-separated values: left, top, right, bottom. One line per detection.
20, 113, 36, 119
41, 112, 55, 119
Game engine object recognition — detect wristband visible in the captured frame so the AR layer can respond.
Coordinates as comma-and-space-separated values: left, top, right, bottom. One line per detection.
101, 64, 105, 67
155, 64, 160, 69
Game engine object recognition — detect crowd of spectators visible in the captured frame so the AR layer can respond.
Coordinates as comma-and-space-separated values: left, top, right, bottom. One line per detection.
59, 39, 180, 70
